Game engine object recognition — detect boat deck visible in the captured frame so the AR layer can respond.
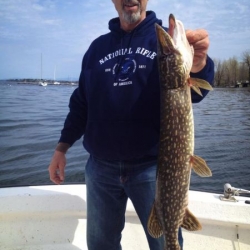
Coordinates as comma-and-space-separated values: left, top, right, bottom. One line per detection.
0, 185, 249, 250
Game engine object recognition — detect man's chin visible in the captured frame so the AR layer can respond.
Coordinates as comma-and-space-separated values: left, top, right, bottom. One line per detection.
123, 11, 141, 24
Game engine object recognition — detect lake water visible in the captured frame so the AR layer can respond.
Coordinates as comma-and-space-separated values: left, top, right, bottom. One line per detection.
0, 81, 250, 194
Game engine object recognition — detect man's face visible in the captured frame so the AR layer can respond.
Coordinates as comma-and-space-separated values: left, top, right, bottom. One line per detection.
112, 0, 148, 25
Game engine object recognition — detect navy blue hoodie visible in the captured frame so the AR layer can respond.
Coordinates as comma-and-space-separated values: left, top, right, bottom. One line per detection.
59, 11, 214, 161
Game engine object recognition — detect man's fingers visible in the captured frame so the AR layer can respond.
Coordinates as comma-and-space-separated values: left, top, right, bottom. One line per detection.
48, 151, 66, 185
185, 28, 210, 72
59, 163, 65, 182
48, 164, 64, 185
192, 39, 209, 61
49, 167, 61, 185
186, 29, 208, 44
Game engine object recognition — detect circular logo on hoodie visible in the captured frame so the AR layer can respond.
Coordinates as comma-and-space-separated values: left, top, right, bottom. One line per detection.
113, 56, 137, 82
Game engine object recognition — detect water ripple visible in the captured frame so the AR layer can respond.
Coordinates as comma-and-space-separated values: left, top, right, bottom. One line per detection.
0, 82, 249, 193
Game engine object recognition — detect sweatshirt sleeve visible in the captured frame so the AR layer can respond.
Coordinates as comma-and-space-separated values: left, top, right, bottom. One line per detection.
58, 56, 88, 146
190, 55, 214, 103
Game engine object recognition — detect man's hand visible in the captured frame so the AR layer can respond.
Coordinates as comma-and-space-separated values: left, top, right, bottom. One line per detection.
186, 29, 209, 73
48, 150, 66, 185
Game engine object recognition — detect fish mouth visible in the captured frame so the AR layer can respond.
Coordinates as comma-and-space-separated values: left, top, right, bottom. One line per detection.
155, 23, 178, 55
155, 15, 193, 73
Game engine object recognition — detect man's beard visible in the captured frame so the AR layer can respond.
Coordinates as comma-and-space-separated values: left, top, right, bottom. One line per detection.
122, 4, 141, 24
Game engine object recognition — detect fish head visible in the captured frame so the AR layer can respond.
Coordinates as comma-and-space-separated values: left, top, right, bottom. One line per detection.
155, 14, 194, 90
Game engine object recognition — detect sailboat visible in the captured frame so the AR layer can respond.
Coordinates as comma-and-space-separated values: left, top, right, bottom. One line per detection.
53, 65, 60, 85
38, 81, 47, 87
38, 53, 47, 86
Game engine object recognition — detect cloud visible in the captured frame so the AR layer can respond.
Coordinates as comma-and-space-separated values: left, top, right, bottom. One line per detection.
0, 0, 249, 79
147, 0, 250, 60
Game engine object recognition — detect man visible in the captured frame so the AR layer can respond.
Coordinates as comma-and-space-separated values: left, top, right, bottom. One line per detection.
48, 0, 214, 249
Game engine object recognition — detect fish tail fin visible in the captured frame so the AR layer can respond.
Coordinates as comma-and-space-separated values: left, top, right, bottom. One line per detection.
191, 155, 212, 177
181, 208, 202, 231
190, 78, 213, 96
147, 201, 163, 238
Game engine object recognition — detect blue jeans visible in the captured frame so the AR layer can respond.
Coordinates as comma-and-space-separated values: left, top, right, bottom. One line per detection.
85, 155, 183, 250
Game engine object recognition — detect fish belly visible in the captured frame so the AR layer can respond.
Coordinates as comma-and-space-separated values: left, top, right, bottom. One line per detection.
157, 87, 193, 249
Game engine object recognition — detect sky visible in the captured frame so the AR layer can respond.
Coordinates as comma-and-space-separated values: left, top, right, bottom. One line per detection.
0, 0, 250, 80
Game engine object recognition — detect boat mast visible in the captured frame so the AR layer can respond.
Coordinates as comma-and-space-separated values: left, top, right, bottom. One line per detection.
54, 65, 56, 81
41, 53, 43, 80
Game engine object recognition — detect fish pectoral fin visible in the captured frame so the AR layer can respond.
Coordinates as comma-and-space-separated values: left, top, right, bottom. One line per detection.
191, 85, 203, 96
191, 155, 212, 177
147, 202, 163, 238
189, 78, 213, 96
181, 208, 202, 231
190, 78, 213, 90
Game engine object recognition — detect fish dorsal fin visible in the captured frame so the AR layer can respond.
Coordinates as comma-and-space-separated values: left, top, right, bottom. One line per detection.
190, 77, 213, 96
147, 201, 163, 238
181, 208, 202, 231
191, 155, 212, 177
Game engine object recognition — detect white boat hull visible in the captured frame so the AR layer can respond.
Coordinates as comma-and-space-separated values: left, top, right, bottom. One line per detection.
38, 82, 47, 87
0, 185, 249, 250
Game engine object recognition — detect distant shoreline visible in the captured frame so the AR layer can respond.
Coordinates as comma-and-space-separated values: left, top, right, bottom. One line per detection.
1, 79, 78, 86
1, 79, 250, 89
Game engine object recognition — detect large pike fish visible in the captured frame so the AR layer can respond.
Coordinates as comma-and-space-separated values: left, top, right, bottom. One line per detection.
147, 14, 213, 250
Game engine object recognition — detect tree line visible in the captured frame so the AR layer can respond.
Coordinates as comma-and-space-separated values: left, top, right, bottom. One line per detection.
213, 50, 250, 87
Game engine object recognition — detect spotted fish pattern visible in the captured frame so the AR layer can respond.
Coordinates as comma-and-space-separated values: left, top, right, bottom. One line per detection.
147, 14, 213, 250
